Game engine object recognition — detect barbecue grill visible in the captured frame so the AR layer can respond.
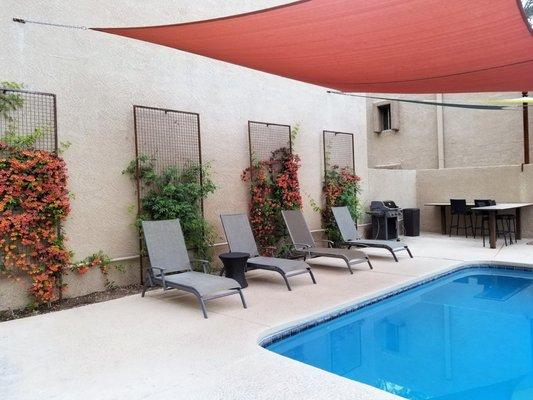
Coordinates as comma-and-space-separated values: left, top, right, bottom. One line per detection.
369, 200, 402, 240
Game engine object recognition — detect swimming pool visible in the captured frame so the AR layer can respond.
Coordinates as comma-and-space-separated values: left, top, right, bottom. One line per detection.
264, 266, 533, 400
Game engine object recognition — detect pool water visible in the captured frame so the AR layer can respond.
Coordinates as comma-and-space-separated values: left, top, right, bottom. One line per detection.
266, 267, 533, 400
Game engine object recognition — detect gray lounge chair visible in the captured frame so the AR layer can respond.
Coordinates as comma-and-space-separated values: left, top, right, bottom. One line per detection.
332, 206, 413, 262
281, 209, 372, 274
141, 219, 247, 319
220, 213, 316, 291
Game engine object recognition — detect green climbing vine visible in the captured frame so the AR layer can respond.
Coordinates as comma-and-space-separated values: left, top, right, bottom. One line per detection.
123, 155, 217, 261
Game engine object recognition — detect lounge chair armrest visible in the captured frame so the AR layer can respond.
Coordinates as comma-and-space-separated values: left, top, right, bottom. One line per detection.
151, 266, 166, 275
191, 259, 210, 274
315, 239, 334, 248
150, 266, 167, 287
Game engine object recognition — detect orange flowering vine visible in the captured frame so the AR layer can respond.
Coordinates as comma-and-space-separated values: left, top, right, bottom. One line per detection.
241, 147, 302, 255
321, 165, 361, 244
71, 251, 111, 276
0, 143, 71, 303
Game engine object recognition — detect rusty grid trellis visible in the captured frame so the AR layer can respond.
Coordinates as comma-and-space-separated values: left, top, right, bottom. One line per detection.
247, 120, 292, 166
133, 105, 203, 283
323, 130, 355, 179
133, 105, 203, 202
0, 88, 58, 153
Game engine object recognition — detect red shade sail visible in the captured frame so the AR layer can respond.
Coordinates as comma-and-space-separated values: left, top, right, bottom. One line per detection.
95, 0, 533, 93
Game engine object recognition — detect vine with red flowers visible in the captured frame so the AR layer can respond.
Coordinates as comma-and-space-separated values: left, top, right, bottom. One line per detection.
0, 83, 71, 304
241, 131, 302, 255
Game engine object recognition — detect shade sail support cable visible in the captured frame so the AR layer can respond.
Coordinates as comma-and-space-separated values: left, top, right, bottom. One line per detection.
12, 17, 88, 30
326, 91, 517, 110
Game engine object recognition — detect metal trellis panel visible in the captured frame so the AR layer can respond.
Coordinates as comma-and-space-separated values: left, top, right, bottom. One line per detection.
323, 130, 355, 178
133, 105, 203, 284
248, 120, 292, 166
133, 105, 203, 201
0, 88, 57, 153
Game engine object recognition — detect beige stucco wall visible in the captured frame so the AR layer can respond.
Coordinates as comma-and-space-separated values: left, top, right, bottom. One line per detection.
417, 164, 533, 238
366, 95, 439, 169
2, 1, 530, 311
0, 1, 369, 310
366, 165, 533, 239
521, 165, 533, 237
442, 93, 530, 168
366, 90, 533, 244
367, 93, 531, 169
365, 165, 533, 240
366, 169, 417, 211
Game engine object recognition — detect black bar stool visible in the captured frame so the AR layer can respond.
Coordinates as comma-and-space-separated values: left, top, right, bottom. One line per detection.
489, 200, 516, 245
449, 199, 474, 238
473, 199, 491, 246
475, 200, 514, 247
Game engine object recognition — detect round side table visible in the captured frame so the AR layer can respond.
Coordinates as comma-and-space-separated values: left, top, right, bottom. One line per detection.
219, 252, 250, 288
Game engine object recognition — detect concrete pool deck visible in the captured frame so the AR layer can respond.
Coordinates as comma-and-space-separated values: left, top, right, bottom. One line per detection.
1, 233, 532, 400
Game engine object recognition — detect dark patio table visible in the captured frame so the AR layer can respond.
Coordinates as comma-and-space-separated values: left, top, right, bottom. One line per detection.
471, 203, 533, 249
219, 252, 250, 288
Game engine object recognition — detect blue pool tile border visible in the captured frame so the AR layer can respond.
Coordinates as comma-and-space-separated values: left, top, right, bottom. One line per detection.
259, 263, 533, 348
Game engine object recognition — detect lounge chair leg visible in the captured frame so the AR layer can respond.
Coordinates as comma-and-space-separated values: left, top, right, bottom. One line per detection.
281, 273, 292, 291
142, 271, 153, 297
391, 250, 399, 262
308, 268, 317, 284
344, 260, 354, 274
197, 297, 208, 319
237, 288, 247, 309
406, 247, 413, 258
449, 214, 452, 236
367, 258, 373, 270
